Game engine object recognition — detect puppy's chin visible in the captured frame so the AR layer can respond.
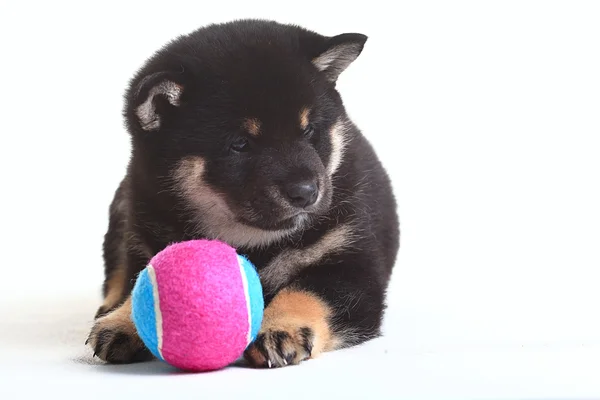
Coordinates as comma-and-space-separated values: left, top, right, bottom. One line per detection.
238, 211, 311, 232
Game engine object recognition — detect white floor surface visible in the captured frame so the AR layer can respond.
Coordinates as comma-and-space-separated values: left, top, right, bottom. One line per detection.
1, 287, 598, 400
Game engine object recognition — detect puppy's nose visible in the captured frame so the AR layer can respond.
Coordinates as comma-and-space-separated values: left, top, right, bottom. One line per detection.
285, 181, 319, 208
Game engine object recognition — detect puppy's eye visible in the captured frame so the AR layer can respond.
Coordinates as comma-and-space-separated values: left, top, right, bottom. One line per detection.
231, 137, 250, 152
303, 124, 316, 139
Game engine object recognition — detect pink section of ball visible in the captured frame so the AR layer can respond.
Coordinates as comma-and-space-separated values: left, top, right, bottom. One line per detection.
150, 240, 249, 371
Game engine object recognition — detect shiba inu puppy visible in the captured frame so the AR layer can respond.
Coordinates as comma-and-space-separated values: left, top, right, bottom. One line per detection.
87, 19, 400, 368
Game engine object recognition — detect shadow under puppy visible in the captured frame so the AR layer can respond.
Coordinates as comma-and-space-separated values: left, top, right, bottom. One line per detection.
87, 19, 400, 368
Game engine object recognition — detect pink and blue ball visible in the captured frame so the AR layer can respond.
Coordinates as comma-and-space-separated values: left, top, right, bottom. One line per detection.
131, 240, 264, 371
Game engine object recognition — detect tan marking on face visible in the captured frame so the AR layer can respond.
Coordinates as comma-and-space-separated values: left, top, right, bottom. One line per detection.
172, 157, 299, 248
327, 117, 349, 176
299, 107, 311, 130
260, 289, 334, 357
260, 224, 356, 293
101, 268, 126, 311
243, 118, 262, 136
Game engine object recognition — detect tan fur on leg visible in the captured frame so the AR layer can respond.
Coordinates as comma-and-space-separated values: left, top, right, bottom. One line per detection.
245, 288, 334, 368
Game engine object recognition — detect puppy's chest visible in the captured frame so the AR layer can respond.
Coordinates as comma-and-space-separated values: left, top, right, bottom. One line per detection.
238, 226, 328, 272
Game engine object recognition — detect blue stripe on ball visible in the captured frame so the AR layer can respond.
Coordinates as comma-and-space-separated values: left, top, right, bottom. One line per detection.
237, 255, 264, 345
131, 266, 164, 361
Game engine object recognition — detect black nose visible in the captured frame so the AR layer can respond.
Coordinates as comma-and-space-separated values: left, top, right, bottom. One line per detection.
285, 181, 319, 208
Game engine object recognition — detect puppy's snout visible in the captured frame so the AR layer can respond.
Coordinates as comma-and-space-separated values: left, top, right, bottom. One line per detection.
285, 180, 319, 208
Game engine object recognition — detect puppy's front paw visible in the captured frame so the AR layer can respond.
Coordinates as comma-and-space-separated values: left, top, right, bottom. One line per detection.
244, 289, 333, 368
245, 325, 314, 368
86, 298, 152, 364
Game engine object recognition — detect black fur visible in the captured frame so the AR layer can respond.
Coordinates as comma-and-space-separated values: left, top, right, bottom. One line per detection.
95, 19, 399, 365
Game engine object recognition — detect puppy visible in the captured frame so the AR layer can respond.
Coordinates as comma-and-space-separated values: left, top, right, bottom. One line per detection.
87, 19, 400, 367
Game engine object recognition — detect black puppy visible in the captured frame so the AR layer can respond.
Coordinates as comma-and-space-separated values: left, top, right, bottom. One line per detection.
87, 19, 400, 368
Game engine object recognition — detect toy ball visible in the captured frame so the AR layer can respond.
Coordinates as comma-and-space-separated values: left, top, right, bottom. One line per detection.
131, 239, 264, 372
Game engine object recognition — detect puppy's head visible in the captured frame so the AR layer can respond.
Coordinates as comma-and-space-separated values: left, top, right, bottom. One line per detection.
124, 20, 366, 247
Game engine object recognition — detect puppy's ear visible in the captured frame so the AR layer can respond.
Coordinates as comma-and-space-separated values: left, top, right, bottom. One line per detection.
132, 72, 184, 131
311, 33, 368, 82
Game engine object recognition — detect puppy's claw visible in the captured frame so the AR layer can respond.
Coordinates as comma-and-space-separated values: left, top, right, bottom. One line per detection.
245, 326, 315, 368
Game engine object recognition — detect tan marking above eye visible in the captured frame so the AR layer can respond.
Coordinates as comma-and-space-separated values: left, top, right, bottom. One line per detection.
299, 107, 311, 130
243, 118, 262, 136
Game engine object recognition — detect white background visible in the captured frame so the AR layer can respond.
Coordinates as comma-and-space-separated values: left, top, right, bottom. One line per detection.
1, 1, 599, 399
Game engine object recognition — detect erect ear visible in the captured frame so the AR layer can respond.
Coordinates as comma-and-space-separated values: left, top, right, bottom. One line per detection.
133, 71, 184, 131
311, 33, 368, 82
